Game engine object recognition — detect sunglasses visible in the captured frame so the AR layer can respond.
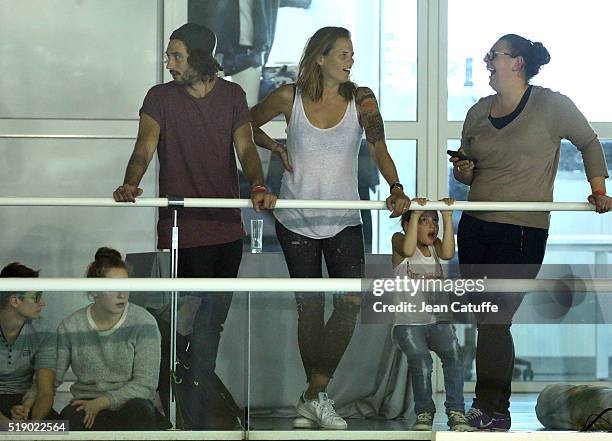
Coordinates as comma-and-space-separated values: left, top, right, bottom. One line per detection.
19, 291, 43, 302
484, 50, 514, 62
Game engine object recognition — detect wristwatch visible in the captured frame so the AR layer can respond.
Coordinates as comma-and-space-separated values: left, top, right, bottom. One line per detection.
390, 182, 404, 193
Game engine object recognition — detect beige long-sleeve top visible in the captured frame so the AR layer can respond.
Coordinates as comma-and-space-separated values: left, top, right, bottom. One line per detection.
459, 86, 608, 229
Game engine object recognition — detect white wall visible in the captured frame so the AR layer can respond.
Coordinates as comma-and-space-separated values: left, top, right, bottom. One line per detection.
0, 0, 162, 327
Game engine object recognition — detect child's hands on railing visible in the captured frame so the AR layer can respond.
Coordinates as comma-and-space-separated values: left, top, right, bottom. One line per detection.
439, 197, 455, 217
410, 197, 427, 217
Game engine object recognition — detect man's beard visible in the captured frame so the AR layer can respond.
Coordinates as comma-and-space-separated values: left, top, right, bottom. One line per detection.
174, 69, 200, 86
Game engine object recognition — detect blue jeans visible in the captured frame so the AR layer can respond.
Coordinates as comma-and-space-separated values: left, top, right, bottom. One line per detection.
393, 324, 465, 415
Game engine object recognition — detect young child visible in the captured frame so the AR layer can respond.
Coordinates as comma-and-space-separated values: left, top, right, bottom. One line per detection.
391, 197, 472, 432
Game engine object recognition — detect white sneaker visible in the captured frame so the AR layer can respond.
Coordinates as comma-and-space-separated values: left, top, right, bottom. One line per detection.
292, 416, 317, 429
296, 392, 347, 430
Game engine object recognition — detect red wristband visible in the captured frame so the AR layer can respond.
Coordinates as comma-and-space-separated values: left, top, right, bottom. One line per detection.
251, 185, 267, 193
593, 189, 606, 196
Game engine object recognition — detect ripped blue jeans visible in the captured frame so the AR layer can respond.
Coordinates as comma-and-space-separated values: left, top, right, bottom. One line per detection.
275, 220, 364, 380
393, 324, 465, 415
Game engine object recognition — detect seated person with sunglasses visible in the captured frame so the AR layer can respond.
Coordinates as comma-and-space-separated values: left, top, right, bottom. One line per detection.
0, 263, 58, 422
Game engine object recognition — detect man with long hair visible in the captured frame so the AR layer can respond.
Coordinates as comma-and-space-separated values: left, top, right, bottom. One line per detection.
113, 23, 276, 429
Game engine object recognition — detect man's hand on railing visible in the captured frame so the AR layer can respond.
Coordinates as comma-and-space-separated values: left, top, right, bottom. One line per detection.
386, 190, 411, 218
251, 188, 277, 212
113, 184, 143, 203
588, 193, 612, 214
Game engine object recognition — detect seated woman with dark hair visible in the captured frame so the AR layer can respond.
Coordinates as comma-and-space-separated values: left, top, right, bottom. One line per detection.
56, 247, 163, 431
0, 262, 58, 421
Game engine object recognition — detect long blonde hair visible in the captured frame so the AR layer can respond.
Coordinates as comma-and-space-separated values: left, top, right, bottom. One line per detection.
296, 27, 357, 102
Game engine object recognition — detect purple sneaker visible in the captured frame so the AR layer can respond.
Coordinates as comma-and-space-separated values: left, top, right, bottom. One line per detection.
490, 412, 511, 431
465, 408, 511, 431
465, 407, 492, 430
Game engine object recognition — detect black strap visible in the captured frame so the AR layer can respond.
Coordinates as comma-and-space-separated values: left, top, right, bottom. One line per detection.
292, 84, 297, 105
167, 196, 185, 208
582, 407, 612, 432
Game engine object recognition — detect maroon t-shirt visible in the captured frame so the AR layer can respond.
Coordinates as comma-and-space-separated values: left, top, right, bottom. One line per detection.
140, 78, 251, 249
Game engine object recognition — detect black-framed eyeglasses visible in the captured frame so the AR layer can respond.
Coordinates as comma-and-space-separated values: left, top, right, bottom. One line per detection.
484, 50, 514, 62
19, 291, 43, 303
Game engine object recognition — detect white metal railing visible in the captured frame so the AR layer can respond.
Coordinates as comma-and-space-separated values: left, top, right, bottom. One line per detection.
0, 197, 605, 211
0, 197, 610, 293
1, 278, 612, 292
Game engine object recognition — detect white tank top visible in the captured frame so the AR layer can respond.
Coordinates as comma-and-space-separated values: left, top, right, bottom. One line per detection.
393, 246, 443, 279
392, 246, 451, 326
273, 88, 363, 239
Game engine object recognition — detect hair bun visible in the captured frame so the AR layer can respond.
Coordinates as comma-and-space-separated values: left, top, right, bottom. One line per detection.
94, 247, 122, 262
531, 42, 551, 66
87, 247, 127, 278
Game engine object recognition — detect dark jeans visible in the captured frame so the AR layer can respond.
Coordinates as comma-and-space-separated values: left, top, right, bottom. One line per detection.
60, 398, 159, 431
177, 240, 243, 376
393, 324, 465, 415
275, 221, 365, 380
458, 214, 548, 415
156, 240, 242, 417
0, 394, 23, 419
0, 393, 60, 420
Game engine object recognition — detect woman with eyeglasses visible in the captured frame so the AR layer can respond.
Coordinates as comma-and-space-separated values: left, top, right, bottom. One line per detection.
451, 34, 611, 431
56, 247, 164, 431
0, 263, 58, 422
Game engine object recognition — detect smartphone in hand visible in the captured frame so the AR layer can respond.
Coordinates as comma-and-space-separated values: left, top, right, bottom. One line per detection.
447, 149, 472, 162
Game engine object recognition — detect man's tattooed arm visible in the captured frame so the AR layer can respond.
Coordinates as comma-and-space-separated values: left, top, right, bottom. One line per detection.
113, 113, 159, 202
123, 150, 150, 186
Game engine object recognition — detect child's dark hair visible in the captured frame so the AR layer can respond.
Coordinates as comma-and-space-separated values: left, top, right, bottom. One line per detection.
400, 209, 439, 227
86, 247, 128, 278
0, 262, 39, 309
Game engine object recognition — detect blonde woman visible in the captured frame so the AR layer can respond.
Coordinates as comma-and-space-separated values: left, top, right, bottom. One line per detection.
251, 26, 411, 430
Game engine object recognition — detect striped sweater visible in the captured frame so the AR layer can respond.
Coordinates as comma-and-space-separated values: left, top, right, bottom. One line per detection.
55, 303, 161, 410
